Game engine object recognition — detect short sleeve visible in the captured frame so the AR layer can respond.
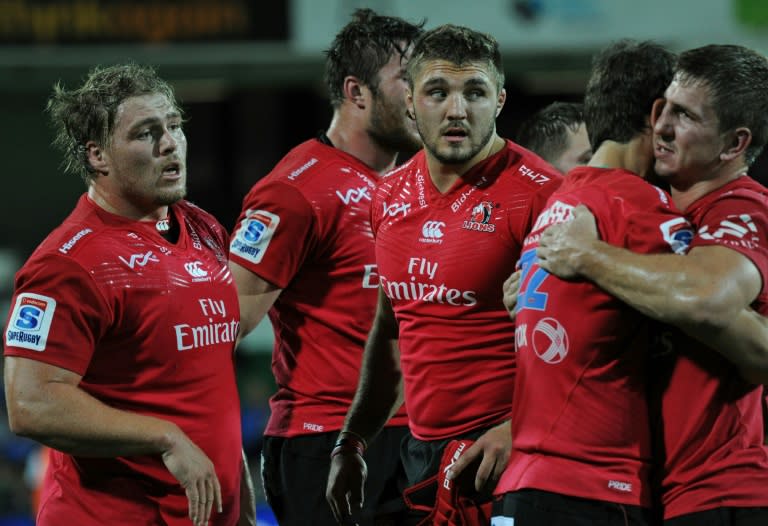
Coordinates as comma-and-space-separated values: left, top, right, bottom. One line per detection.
689, 192, 768, 284
619, 185, 692, 255
229, 181, 317, 288
4, 255, 111, 376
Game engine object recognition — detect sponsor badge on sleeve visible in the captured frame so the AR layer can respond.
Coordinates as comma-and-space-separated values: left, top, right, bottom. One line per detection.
230, 209, 280, 264
5, 293, 57, 352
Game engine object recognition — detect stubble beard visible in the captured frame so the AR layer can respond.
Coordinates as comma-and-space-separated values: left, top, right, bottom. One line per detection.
420, 119, 496, 166
368, 96, 423, 154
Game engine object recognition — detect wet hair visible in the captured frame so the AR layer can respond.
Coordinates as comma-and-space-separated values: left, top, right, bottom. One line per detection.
516, 102, 585, 162
324, 8, 424, 108
406, 24, 505, 92
584, 39, 675, 150
47, 62, 180, 182
675, 44, 768, 165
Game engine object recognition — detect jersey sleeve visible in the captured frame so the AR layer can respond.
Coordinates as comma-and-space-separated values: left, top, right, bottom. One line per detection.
689, 192, 768, 284
619, 186, 692, 255
4, 255, 111, 376
229, 180, 318, 289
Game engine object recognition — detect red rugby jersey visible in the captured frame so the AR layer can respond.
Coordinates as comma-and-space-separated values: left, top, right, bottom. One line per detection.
4, 195, 242, 525
655, 176, 768, 519
230, 138, 407, 437
372, 140, 561, 440
496, 167, 692, 507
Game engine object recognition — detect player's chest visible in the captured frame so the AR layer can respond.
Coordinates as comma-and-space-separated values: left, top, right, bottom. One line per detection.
93, 231, 232, 301
374, 199, 518, 303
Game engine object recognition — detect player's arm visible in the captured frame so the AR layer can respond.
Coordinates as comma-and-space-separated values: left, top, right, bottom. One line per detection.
326, 287, 403, 524
5, 356, 221, 526
229, 261, 283, 342
536, 205, 768, 380
238, 449, 257, 526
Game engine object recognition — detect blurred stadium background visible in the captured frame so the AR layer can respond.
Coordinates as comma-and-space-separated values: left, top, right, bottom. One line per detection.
2, 1, 768, 524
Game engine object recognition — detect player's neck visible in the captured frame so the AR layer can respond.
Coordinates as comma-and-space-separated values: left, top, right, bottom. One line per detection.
326, 114, 398, 174
426, 135, 505, 194
88, 183, 169, 223
589, 135, 652, 179
670, 163, 748, 211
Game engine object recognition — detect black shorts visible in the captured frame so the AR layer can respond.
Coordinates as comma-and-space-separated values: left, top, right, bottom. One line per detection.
493, 488, 652, 526
261, 426, 409, 526
664, 507, 768, 526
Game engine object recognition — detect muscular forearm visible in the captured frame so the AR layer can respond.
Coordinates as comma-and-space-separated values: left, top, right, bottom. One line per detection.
342, 339, 403, 446
568, 241, 712, 326
6, 362, 182, 457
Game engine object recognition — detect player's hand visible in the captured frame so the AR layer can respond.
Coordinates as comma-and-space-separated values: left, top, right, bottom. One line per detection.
161, 428, 222, 526
502, 270, 522, 320
537, 205, 598, 280
445, 420, 511, 494
326, 451, 368, 525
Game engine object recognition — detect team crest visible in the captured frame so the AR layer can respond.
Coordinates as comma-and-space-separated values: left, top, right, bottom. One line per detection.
462, 201, 496, 233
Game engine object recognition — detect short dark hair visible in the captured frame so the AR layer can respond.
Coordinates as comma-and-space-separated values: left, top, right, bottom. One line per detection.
584, 39, 675, 150
407, 24, 505, 92
676, 44, 768, 165
516, 102, 585, 162
47, 62, 180, 182
324, 8, 424, 108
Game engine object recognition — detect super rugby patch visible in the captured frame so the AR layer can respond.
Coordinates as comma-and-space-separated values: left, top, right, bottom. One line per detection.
230, 209, 280, 264
5, 293, 57, 351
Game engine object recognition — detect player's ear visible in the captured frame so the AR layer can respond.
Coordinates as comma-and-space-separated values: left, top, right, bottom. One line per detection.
343, 76, 367, 109
406, 88, 415, 120
496, 88, 506, 117
720, 127, 751, 162
86, 141, 108, 174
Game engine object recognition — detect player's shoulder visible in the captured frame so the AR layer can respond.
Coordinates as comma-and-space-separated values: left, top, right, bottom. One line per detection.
377, 153, 422, 193
691, 175, 768, 219
568, 167, 675, 208
722, 175, 768, 202
176, 200, 224, 232
265, 139, 372, 186
33, 197, 114, 262
500, 140, 563, 194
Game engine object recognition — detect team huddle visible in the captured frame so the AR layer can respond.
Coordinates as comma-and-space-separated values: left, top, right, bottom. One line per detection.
4, 7, 768, 526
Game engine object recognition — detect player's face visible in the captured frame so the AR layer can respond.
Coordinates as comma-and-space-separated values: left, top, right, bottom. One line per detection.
100, 93, 187, 212
652, 77, 728, 186
408, 59, 505, 167
552, 123, 591, 174
368, 47, 422, 153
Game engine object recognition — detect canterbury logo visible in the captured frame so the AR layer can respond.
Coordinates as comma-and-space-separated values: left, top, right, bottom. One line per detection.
184, 261, 208, 278
336, 187, 371, 205
118, 251, 159, 269
383, 202, 411, 217
421, 221, 445, 239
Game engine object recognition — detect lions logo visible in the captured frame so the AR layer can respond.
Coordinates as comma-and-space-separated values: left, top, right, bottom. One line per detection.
470, 201, 493, 224
463, 201, 496, 233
